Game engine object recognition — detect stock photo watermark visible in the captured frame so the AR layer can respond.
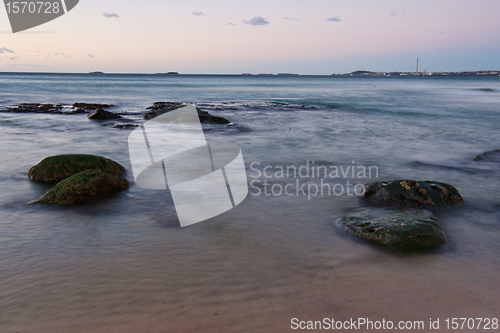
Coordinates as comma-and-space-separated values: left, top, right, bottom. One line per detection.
249, 161, 379, 200
128, 105, 249, 227
3, 0, 79, 33
125, 104, 379, 226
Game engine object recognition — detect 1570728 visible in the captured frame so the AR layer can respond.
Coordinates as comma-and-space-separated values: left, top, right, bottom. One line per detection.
5, 1, 61, 14
445, 318, 498, 330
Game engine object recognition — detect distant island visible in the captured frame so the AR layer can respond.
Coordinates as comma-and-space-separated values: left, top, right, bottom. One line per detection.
88, 71, 104, 74
155, 72, 180, 75
335, 70, 500, 77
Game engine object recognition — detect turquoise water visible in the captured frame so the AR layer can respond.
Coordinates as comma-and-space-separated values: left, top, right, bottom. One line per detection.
0, 73, 499, 332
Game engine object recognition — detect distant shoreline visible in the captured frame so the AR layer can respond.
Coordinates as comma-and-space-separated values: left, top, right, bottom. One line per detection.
0, 70, 499, 77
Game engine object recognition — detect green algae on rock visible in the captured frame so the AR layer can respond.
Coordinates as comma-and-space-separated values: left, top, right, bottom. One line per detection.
338, 207, 446, 251
35, 169, 129, 205
363, 180, 464, 208
28, 154, 126, 183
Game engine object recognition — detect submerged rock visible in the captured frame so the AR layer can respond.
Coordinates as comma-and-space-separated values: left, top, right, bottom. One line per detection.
338, 207, 446, 250
143, 102, 230, 124
87, 107, 122, 120
474, 149, 500, 162
28, 154, 125, 182
35, 169, 129, 205
363, 180, 464, 208
112, 123, 140, 129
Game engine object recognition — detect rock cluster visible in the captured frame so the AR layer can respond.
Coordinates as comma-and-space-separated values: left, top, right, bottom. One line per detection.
28, 154, 128, 205
144, 102, 230, 124
338, 179, 464, 251
1, 101, 232, 127
1, 103, 63, 113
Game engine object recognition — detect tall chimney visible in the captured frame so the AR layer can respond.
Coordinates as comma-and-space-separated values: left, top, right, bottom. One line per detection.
416, 58, 419, 74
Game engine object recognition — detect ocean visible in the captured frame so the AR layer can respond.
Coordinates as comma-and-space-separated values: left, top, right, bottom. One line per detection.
0, 73, 499, 332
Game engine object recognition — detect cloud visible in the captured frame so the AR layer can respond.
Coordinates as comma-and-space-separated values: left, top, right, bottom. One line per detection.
0, 47, 14, 54
390, 11, 405, 17
284, 17, 300, 21
87, 54, 94, 58
226, 22, 236, 26
103, 12, 120, 19
192, 11, 205, 16
326, 17, 342, 22
243, 16, 269, 26
55, 52, 71, 58
8, 56, 19, 61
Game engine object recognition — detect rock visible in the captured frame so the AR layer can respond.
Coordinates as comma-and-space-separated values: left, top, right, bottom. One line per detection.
73, 102, 114, 110
363, 180, 464, 208
146, 101, 184, 111
1, 103, 117, 114
474, 149, 500, 162
338, 207, 446, 250
1, 103, 62, 113
143, 102, 230, 124
35, 169, 129, 205
28, 154, 125, 182
88, 108, 122, 120
143, 110, 160, 120
143, 102, 184, 120
196, 108, 230, 124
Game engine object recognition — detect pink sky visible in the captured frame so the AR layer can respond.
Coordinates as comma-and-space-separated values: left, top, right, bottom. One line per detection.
1, 0, 499, 74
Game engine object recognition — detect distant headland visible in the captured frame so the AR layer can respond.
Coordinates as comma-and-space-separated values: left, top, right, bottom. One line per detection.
336, 70, 500, 77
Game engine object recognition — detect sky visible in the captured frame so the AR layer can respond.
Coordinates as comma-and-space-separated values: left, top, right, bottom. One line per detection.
1, 0, 500, 74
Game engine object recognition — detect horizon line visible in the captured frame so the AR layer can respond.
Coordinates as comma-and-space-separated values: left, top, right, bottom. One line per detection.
1, 70, 500, 76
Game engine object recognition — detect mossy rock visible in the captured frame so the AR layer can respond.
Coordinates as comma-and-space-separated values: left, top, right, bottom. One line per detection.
36, 169, 129, 205
363, 180, 464, 208
28, 154, 125, 182
338, 207, 446, 251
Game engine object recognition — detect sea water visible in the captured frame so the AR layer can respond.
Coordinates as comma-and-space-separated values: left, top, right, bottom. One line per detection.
0, 73, 499, 332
